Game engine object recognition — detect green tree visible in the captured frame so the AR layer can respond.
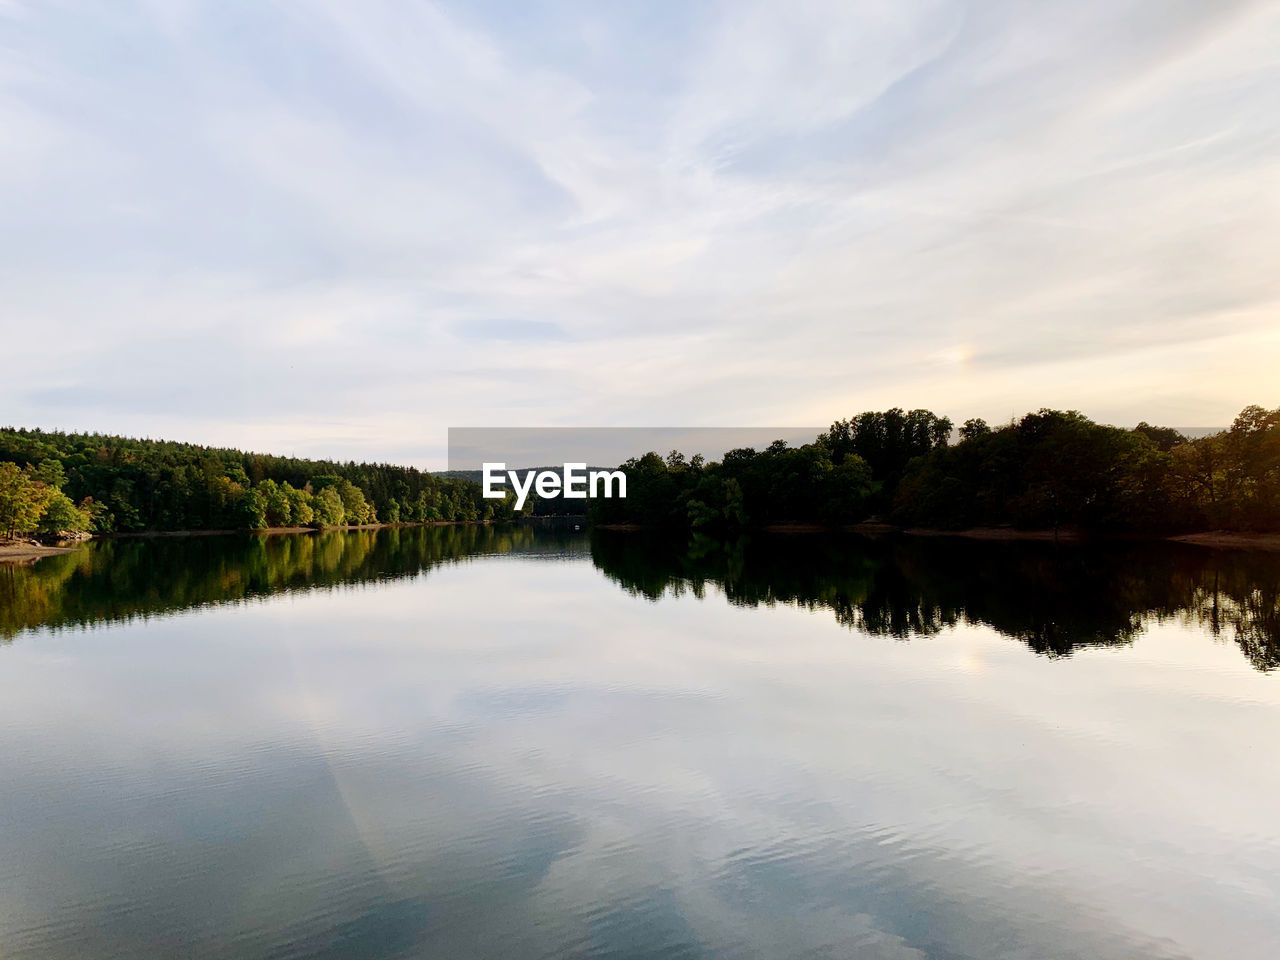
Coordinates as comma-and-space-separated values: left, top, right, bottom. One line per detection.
0, 462, 45, 537
37, 490, 92, 535
284, 483, 314, 527
0, 427, 479, 534
32, 458, 67, 489
336, 480, 374, 524
313, 486, 346, 526
239, 488, 268, 529
257, 479, 291, 527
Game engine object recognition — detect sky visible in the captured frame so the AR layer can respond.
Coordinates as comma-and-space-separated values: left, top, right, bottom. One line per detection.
2, 0, 1278, 468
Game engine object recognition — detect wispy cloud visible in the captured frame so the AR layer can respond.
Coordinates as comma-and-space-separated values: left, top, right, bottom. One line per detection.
1, 0, 1277, 464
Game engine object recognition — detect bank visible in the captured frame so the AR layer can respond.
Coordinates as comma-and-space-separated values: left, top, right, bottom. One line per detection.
0, 520, 503, 564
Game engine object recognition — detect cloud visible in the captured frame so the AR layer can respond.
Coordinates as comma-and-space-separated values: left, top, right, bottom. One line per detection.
1, 0, 1277, 464
454, 318, 571, 342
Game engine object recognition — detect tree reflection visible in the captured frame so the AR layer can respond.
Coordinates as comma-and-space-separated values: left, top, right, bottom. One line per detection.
0, 526, 578, 640
4, 527, 1277, 673
590, 532, 1280, 672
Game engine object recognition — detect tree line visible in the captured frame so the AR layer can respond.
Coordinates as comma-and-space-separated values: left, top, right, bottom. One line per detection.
6, 404, 1277, 539
588, 404, 1280, 534
0, 427, 516, 537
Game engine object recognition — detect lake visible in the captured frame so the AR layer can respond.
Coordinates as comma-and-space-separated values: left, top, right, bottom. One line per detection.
1, 527, 1278, 959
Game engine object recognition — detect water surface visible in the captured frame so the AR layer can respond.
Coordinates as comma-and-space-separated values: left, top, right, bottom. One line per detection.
1, 527, 1277, 959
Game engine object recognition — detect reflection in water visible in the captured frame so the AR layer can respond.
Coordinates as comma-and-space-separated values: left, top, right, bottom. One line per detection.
5, 527, 1279, 672
1, 527, 1278, 960
590, 531, 1280, 671
0, 526, 585, 641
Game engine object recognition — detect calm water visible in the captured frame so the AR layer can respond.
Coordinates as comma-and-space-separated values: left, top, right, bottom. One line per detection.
1, 527, 1278, 960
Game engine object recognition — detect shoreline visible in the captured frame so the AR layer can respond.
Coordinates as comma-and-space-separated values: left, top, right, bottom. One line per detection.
9, 522, 1280, 565
602, 522, 1280, 550
104, 520, 473, 540
855, 524, 1280, 549
0, 542, 80, 564
895, 526, 1083, 542
0, 521, 493, 564
1166, 531, 1280, 550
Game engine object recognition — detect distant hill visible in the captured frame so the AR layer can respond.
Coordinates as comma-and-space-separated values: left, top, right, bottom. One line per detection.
1173, 427, 1226, 439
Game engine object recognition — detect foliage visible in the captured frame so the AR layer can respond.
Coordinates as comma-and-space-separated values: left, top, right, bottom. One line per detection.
37, 490, 93, 536
893, 409, 1169, 531
590, 405, 1280, 534
0, 461, 45, 538
1164, 405, 1280, 531
895, 405, 1280, 533
5, 404, 1279, 536
817, 408, 952, 510
590, 442, 876, 531
0, 458, 93, 538
0, 427, 510, 534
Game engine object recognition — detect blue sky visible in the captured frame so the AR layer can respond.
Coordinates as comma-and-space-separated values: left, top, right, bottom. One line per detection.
2, 0, 1277, 466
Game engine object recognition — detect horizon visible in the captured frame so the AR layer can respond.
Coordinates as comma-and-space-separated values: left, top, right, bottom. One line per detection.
2, 416, 1233, 472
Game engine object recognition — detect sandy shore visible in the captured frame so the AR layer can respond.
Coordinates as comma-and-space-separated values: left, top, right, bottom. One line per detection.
0, 542, 79, 563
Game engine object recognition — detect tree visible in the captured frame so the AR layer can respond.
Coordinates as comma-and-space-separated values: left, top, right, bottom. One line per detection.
818, 408, 953, 510
0, 427, 468, 534
32, 459, 66, 489
37, 489, 92, 535
0, 462, 45, 538
313, 486, 345, 527
284, 483, 314, 527
337, 480, 374, 524
258, 479, 291, 527
894, 409, 1174, 532
239, 489, 268, 529
1133, 422, 1185, 453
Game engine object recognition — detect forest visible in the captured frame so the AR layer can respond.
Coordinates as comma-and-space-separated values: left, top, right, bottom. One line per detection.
588, 405, 1280, 535
0, 427, 517, 538
4, 404, 1278, 539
